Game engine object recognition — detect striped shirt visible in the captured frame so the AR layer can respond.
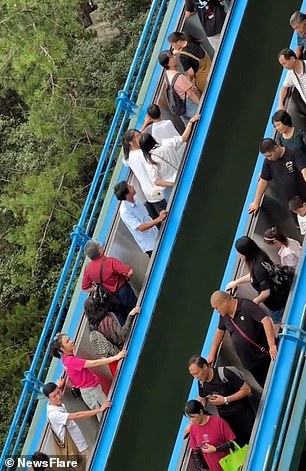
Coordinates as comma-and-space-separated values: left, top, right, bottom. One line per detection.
283, 60, 306, 103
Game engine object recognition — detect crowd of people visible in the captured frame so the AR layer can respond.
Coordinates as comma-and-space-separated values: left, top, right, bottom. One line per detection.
35, 3, 306, 471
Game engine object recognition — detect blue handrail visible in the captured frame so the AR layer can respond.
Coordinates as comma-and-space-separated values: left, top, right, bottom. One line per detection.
0, 0, 168, 466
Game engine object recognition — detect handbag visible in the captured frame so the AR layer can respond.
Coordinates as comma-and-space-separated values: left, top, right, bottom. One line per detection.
49, 423, 85, 470
90, 258, 121, 313
219, 441, 248, 471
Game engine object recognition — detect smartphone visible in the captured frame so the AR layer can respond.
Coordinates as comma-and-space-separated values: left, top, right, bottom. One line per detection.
206, 394, 216, 400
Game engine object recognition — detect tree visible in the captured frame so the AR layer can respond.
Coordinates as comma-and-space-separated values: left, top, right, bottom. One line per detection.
0, 0, 152, 448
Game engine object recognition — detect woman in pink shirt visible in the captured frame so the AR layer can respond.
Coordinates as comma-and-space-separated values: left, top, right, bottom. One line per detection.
184, 400, 236, 471
52, 333, 126, 420
158, 50, 201, 126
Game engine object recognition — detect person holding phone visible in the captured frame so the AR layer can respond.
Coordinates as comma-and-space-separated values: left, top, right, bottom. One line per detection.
185, 399, 235, 471
188, 355, 255, 446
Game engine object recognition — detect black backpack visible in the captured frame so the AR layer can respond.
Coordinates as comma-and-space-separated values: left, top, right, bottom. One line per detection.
165, 72, 186, 116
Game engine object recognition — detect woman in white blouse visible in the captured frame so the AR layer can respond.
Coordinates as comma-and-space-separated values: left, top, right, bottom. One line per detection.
139, 114, 200, 201
264, 227, 302, 268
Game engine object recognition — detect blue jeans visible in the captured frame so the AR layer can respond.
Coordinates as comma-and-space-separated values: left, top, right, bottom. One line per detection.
181, 98, 198, 126
269, 307, 285, 324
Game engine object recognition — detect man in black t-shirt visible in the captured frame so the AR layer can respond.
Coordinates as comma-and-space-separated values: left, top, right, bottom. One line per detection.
249, 138, 306, 213
208, 291, 277, 387
188, 355, 255, 446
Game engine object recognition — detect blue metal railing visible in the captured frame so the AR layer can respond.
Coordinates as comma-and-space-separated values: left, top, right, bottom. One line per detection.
0, 0, 169, 466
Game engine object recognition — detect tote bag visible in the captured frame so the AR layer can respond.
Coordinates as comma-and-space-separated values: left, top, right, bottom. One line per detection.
49, 424, 86, 470
219, 442, 248, 471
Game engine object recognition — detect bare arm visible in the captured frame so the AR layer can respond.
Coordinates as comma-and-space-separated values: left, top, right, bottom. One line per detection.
181, 114, 200, 142
209, 382, 251, 406
186, 86, 200, 104
248, 178, 268, 213
207, 328, 225, 364
140, 114, 153, 132
68, 400, 111, 420
226, 273, 251, 290
84, 350, 126, 368
261, 316, 277, 360
253, 288, 271, 305
301, 168, 306, 183
154, 179, 174, 188
137, 210, 167, 231
279, 86, 289, 109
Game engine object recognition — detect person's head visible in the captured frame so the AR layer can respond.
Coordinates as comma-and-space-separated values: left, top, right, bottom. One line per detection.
139, 133, 159, 166
278, 48, 297, 70
84, 240, 103, 260
31, 452, 50, 471
272, 110, 293, 133
264, 227, 288, 248
122, 129, 141, 159
184, 399, 210, 424
51, 333, 74, 358
84, 296, 108, 329
210, 290, 232, 316
289, 195, 306, 216
290, 11, 306, 35
235, 235, 271, 269
43, 382, 62, 406
147, 104, 161, 120
188, 355, 209, 381
114, 181, 136, 201
158, 50, 178, 70
259, 138, 283, 161
168, 31, 186, 51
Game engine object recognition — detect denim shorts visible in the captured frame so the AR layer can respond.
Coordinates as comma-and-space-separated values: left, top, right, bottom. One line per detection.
269, 307, 285, 324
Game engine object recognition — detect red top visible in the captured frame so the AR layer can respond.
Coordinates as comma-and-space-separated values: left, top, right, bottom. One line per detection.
81, 255, 131, 293
189, 416, 235, 471
62, 355, 100, 389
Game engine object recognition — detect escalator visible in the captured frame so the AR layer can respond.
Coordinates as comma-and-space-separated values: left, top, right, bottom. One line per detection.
101, 1, 303, 470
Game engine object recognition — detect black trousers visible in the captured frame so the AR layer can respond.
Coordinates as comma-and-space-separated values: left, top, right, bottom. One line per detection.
248, 357, 271, 389
220, 403, 256, 446
115, 282, 137, 325
144, 199, 167, 220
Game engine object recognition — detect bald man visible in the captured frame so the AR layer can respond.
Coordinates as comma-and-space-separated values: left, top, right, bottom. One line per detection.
208, 291, 277, 388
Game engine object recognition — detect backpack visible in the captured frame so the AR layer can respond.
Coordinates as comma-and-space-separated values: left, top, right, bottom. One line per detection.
165, 72, 186, 116
261, 261, 294, 288
218, 366, 245, 384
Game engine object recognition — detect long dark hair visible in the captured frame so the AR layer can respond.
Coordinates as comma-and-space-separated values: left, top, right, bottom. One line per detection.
235, 236, 273, 272
139, 133, 160, 167
50, 333, 66, 359
122, 129, 137, 159
84, 297, 109, 330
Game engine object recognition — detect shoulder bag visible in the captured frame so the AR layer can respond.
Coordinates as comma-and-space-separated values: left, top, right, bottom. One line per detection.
228, 317, 269, 355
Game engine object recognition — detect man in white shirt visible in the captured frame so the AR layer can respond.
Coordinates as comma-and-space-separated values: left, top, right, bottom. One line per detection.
278, 48, 306, 129
140, 104, 180, 143
114, 181, 167, 257
43, 382, 111, 461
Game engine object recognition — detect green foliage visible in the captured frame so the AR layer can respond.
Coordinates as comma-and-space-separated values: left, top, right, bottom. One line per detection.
0, 0, 151, 448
